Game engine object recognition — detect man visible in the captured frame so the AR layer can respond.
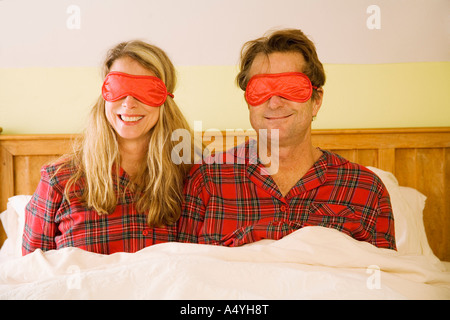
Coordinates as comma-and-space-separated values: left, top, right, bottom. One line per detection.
177, 29, 396, 249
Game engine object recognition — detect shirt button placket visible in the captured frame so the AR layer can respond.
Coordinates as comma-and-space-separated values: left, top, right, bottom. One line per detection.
280, 203, 290, 221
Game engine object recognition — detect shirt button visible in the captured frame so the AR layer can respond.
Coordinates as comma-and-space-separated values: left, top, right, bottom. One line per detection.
142, 230, 149, 236
280, 205, 287, 212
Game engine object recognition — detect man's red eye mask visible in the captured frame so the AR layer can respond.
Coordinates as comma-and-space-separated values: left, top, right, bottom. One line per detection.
102, 71, 174, 107
245, 72, 317, 106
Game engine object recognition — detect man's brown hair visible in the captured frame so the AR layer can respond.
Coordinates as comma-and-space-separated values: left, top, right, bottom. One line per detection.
236, 29, 326, 101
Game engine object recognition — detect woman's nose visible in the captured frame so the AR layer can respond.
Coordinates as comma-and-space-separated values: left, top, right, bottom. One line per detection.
121, 96, 138, 108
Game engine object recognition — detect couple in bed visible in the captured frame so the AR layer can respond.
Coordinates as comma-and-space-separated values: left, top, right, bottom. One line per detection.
22, 29, 396, 255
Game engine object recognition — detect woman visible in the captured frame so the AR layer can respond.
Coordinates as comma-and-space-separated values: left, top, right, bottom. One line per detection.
23, 40, 193, 254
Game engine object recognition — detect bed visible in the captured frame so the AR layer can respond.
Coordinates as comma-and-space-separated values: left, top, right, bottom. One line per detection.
0, 128, 449, 300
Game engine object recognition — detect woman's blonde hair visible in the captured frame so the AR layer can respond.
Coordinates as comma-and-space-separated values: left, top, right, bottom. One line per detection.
63, 40, 192, 227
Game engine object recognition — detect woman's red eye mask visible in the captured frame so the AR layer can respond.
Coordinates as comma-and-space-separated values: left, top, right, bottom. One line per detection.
245, 72, 317, 106
102, 71, 174, 107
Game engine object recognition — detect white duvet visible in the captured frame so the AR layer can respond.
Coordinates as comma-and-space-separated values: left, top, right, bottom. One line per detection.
1, 226, 449, 300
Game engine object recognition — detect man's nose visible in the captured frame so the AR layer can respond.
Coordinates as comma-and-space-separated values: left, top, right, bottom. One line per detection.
266, 95, 284, 109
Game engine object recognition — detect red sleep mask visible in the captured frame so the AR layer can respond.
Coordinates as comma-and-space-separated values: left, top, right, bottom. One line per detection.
102, 71, 174, 107
245, 72, 317, 106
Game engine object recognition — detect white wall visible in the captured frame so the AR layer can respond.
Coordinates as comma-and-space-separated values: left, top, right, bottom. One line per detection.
1, 0, 448, 68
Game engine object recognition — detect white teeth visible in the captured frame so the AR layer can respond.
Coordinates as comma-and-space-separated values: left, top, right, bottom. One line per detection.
120, 115, 143, 122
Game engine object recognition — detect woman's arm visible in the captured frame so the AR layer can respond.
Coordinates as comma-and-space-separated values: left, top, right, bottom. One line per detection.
22, 166, 63, 255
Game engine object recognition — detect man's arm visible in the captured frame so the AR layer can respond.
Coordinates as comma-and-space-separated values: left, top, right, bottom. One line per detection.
374, 188, 397, 250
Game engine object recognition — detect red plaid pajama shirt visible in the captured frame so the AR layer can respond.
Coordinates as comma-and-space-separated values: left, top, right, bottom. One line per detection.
177, 140, 396, 249
22, 161, 176, 255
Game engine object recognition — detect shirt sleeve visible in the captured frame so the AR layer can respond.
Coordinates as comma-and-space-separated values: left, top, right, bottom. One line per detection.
373, 186, 397, 250
177, 165, 209, 243
22, 166, 63, 255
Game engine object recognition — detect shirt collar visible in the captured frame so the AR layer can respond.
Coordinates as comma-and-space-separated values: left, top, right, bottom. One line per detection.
234, 138, 259, 164
288, 149, 349, 197
236, 140, 349, 198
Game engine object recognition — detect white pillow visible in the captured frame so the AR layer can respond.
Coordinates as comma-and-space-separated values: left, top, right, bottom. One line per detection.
366, 167, 436, 259
0, 195, 32, 258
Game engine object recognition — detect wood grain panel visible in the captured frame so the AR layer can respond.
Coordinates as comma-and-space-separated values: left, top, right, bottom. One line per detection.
330, 149, 357, 163
395, 149, 417, 189
0, 145, 13, 246
356, 149, 378, 168
378, 148, 396, 174
0, 135, 75, 212
14, 155, 61, 195
416, 148, 448, 260
445, 148, 450, 261
0, 145, 14, 216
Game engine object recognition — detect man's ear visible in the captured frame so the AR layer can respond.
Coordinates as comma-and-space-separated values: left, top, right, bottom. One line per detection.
312, 88, 324, 116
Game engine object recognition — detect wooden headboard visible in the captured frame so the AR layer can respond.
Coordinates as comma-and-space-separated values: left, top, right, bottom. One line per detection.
1, 128, 449, 261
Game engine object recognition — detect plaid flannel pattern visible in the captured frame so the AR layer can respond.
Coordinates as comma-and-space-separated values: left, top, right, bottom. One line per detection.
177, 140, 396, 249
22, 162, 176, 255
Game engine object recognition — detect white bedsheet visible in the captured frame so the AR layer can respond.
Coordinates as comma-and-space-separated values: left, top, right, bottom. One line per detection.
0, 226, 449, 300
